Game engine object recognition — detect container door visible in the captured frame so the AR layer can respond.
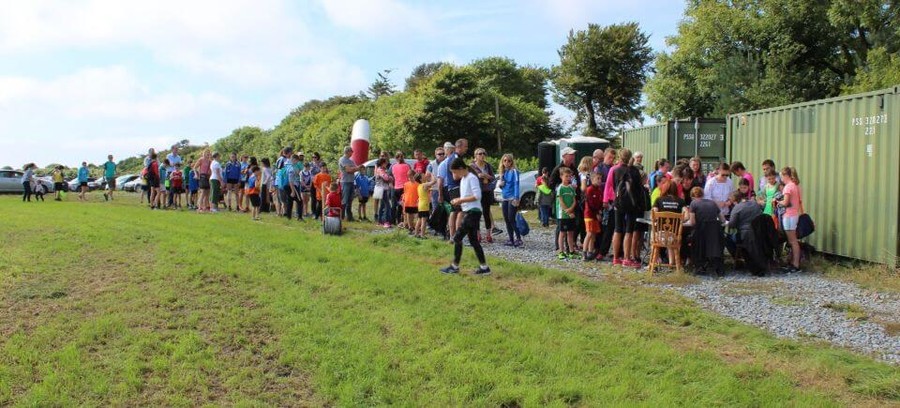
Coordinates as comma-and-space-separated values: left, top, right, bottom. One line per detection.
697, 121, 728, 174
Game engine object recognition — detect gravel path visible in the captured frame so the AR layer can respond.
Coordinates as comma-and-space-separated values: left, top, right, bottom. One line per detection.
371, 224, 900, 364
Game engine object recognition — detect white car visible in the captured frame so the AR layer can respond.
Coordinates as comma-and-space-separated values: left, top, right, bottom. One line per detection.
362, 158, 418, 177
494, 170, 538, 209
122, 177, 144, 192
114, 174, 139, 189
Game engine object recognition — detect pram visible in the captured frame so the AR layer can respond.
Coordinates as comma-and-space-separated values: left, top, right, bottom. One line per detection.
322, 188, 343, 236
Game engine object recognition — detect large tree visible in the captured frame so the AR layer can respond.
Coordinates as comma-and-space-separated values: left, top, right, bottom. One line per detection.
645, 0, 900, 119
552, 22, 652, 136
411, 66, 484, 149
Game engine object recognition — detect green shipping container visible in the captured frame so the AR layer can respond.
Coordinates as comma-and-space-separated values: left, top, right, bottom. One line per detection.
620, 119, 727, 175
728, 86, 900, 265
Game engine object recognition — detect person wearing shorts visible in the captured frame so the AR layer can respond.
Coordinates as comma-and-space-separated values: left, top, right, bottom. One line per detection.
555, 168, 577, 259
103, 154, 116, 201
611, 149, 644, 268
224, 153, 241, 211
777, 167, 803, 273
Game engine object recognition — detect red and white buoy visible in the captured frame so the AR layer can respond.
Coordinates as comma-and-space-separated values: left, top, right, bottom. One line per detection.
350, 119, 370, 166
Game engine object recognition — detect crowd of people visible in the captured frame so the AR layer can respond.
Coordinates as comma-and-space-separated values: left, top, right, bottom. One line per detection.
27, 139, 806, 276
533, 147, 806, 276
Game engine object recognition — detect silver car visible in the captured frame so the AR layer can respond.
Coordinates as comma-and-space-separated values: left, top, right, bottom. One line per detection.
494, 170, 538, 209
114, 174, 138, 190
0, 170, 54, 193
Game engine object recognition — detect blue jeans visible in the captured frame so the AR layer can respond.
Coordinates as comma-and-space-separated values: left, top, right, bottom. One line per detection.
539, 204, 551, 226
341, 182, 354, 220
378, 188, 393, 223
501, 200, 521, 242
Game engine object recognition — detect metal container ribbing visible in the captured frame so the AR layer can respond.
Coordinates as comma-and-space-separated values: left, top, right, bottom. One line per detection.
728, 86, 900, 265
621, 119, 727, 175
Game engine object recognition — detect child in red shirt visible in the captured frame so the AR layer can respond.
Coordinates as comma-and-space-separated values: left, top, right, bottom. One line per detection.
325, 182, 342, 218
170, 163, 185, 209
582, 172, 603, 260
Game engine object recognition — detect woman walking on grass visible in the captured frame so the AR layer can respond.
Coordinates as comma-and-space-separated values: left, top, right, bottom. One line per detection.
498, 154, 522, 247
440, 158, 491, 276
21, 163, 35, 202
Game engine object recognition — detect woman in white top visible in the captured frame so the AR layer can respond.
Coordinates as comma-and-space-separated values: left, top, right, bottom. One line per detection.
703, 163, 735, 218
209, 152, 224, 212
440, 158, 491, 276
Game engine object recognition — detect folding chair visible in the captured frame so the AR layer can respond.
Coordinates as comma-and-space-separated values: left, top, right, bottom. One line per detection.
648, 209, 684, 275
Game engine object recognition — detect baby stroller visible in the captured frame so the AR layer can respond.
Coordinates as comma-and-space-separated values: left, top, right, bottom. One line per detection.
322, 188, 343, 236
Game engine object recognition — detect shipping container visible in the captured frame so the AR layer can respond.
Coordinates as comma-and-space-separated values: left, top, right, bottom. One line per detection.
621, 119, 727, 176
728, 86, 900, 265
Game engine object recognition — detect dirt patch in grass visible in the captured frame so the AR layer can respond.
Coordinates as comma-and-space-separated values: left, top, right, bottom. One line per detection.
811, 255, 900, 295
823, 302, 869, 321
721, 281, 784, 297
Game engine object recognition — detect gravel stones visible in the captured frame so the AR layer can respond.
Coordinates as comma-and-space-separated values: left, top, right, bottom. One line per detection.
367, 225, 900, 364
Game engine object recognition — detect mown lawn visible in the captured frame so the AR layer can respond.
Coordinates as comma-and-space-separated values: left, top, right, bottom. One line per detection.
0, 194, 897, 406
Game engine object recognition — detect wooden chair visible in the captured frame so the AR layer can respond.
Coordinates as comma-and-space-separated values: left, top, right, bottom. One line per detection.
648, 209, 684, 275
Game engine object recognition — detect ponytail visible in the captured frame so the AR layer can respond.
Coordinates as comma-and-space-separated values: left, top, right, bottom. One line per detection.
781, 166, 800, 185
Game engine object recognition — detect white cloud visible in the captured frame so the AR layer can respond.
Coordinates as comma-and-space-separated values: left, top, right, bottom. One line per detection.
314, 0, 433, 35
0, 66, 239, 121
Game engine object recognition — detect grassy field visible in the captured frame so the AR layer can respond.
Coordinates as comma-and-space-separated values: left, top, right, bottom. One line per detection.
1, 193, 898, 406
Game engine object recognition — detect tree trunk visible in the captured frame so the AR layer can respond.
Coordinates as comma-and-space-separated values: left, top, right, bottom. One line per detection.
584, 98, 597, 135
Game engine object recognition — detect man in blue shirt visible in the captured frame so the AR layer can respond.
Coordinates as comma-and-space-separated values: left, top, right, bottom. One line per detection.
103, 154, 116, 201
78, 161, 90, 202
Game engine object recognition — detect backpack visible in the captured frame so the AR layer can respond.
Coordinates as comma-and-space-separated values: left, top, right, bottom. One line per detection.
615, 168, 641, 213
516, 212, 530, 236
277, 166, 291, 190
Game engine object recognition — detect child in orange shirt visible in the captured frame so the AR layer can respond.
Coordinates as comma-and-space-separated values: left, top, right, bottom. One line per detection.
312, 165, 332, 220
401, 168, 419, 233
325, 182, 342, 218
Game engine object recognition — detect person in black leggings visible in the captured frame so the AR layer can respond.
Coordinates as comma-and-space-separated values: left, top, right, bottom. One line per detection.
440, 158, 491, 275
21, 163, 35, 202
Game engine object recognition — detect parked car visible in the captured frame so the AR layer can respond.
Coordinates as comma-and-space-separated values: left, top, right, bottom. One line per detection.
122, 177, 144, 192
35, 176, 57, 193
362, 158, 418, 177
68, 177, 98, 192
494, 170, 538, 209
114, 174, 139, 190
0, 170, 54, 193
92, 177, 107, 190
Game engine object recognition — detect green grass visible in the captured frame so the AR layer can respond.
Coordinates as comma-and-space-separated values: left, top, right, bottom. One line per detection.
1, 193, 898, 406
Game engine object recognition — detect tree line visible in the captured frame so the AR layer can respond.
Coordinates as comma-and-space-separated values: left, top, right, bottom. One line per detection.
107, 1, 897, 171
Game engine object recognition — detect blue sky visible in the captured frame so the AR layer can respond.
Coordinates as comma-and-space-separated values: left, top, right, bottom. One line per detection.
0, 0, 685, 168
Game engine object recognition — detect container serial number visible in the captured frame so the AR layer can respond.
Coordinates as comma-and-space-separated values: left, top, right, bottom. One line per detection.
851, 114, 888, 126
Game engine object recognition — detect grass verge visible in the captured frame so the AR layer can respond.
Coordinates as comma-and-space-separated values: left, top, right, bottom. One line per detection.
0, 193, 897, 406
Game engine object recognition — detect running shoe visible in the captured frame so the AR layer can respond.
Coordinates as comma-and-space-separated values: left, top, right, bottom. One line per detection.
473, 266, 492, 276
440, 265, 460, 274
